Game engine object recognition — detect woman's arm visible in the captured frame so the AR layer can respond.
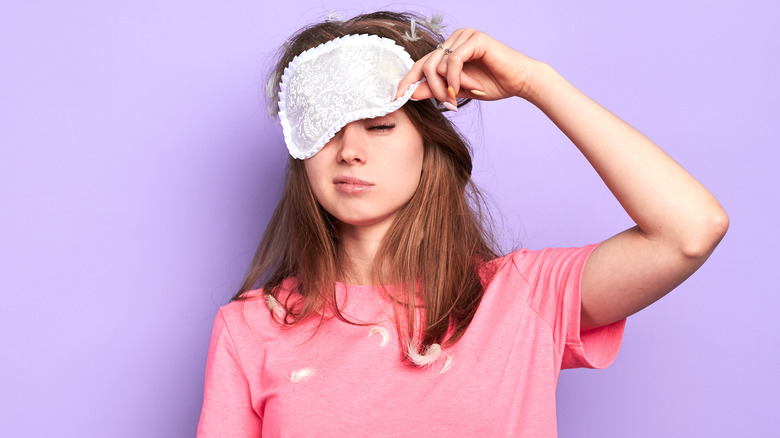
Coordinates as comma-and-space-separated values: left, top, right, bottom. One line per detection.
397, 29, 729, 329
525, 63, 728, 329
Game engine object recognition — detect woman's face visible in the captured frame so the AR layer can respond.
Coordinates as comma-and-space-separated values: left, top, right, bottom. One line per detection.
304, 109, 424, 232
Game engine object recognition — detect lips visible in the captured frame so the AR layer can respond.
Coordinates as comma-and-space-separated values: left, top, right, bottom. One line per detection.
333, 176, 374, 194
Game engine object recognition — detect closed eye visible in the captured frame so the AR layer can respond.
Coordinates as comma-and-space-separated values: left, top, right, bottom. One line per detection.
367, 123, 396, 131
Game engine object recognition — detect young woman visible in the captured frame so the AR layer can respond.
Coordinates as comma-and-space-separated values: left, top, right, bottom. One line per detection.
197, 11, 728, 437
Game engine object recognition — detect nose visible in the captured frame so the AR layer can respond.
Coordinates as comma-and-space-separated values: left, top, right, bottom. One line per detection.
334, 122, 365, 165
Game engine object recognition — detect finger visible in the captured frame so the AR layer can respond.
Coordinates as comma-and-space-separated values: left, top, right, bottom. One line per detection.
432, 30, 468, 102
421, 44, 452, 103
399, 31, 473, 103
440, 29, 484, 98
395, 54, 429, 100
457, 72, 486, 98
416, 30, 463, 103
410, 73, 484, 101
398, 44, 447, 101
410, 81, 433, 101
437, 28, 478, 97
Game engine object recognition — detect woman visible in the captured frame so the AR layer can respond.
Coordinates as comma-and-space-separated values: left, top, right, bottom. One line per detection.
198, 11, 728, 437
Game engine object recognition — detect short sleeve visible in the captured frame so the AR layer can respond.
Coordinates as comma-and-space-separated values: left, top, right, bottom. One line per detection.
197, 308, 263, 437
512, 244, 625, 370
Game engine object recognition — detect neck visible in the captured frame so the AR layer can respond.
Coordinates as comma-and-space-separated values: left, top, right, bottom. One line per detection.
337, 221, 390, 285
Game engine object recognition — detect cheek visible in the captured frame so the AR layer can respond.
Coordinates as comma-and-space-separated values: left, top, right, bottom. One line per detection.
303, 158, 327, 202
409, 138, 425, 179
395, 143, 425, 194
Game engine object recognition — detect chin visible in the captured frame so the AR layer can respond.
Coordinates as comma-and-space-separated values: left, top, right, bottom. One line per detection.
334, 212, 397, 229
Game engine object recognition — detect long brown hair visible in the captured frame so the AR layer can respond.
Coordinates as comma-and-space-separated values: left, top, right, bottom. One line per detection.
236, 11, 499, 357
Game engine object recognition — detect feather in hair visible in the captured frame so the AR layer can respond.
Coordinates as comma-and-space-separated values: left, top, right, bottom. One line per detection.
266, 71, 280, 116
264, 293, 286, 319
406, 341, 442, 366
403, 18, 421, 42
423, 13, 446, 36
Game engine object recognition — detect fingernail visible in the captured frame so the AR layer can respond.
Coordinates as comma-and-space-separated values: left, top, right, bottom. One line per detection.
442, 101, 458, 112
470, 89, 486, 96
447, 86, 456, 100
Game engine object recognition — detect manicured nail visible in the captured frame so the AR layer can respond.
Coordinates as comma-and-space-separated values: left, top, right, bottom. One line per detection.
447, 86, 456, 100
470, 89, 486, 96
442, 101, 458, 112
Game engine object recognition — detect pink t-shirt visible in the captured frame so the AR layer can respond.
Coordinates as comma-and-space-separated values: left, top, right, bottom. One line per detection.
197, 245, 625, 437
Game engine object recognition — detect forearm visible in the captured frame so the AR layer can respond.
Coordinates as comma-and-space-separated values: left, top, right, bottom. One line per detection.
521, 62, 728, 255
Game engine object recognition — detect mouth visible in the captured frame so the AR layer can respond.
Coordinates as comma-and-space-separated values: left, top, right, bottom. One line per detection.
333, 176, 374, 194
334, 176, 373, 186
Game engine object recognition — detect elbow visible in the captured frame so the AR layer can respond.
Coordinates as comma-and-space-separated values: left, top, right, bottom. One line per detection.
680, 206, 729, 259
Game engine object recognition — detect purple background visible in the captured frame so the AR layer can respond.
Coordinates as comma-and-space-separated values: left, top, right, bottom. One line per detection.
1, 0, 777, 436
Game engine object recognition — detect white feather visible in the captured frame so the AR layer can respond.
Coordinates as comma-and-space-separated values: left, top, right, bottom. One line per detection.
404, 19, 421, 42
406, 342, 442, 366
368, 326, 390, 347
423, 13, 446, 37
264, 294, 286, 319
440, 353, 455, 374
289, 367, 316, 383
265, 70, 280, 116
265, 71, 279, 99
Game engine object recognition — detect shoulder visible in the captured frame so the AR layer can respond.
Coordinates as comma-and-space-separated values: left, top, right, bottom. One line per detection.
506, 244, 598, 277
217, 278, 302, 341
483, 244, 598, 279
215, 292, 270, 341
478, 244, 600, 307
226, 278, 301, 313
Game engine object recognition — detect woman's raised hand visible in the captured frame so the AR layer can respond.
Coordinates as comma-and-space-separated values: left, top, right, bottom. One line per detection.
396, 29, 539, 105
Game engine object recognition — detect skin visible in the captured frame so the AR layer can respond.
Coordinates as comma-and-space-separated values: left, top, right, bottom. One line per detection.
304, 111, 424, 284
395, 28, 729, 330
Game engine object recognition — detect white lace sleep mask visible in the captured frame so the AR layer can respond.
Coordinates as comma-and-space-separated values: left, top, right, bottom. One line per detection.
277, 34, 421, 159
